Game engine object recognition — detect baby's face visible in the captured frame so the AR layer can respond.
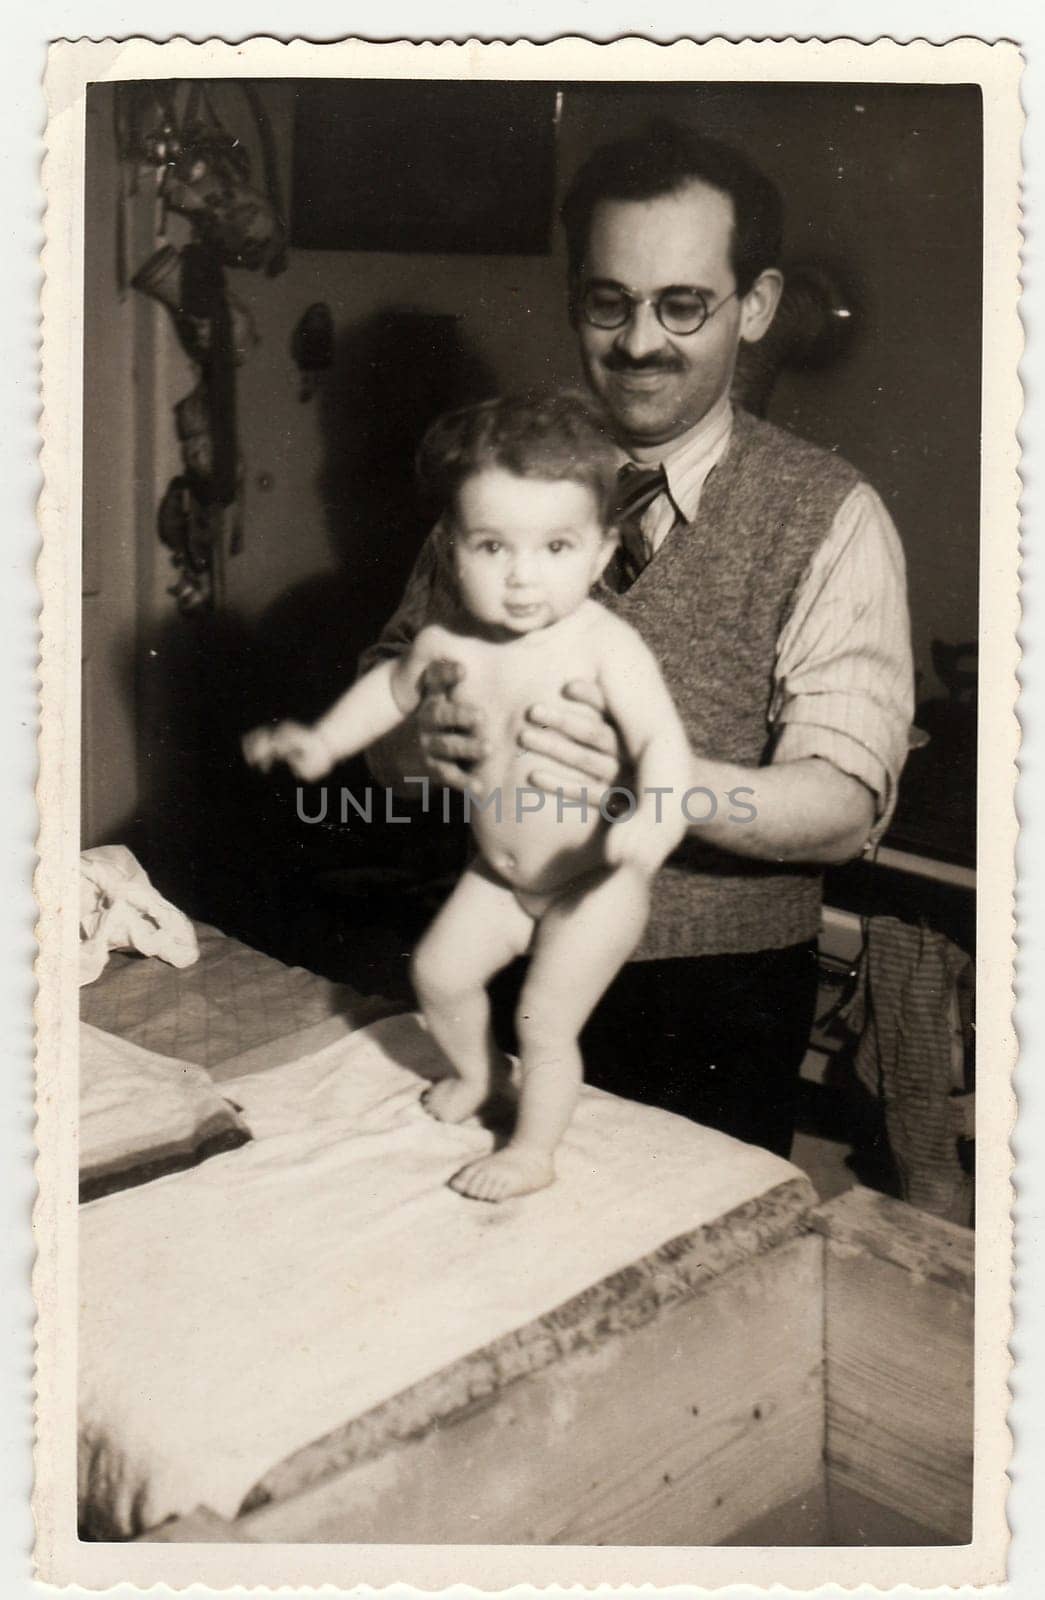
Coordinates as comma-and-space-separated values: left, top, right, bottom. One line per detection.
450, 467, 615, 635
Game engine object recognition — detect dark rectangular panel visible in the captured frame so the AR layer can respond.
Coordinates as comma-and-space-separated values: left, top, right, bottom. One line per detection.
291, 80, 559, 254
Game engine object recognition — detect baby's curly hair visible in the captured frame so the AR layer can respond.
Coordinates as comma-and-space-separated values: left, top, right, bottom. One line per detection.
417, 390, 619, 525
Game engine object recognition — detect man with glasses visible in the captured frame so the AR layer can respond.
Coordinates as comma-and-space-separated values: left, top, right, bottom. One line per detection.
362, 120, 913, 1159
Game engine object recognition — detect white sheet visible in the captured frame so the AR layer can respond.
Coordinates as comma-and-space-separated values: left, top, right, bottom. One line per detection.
79, 1013, 801, 1536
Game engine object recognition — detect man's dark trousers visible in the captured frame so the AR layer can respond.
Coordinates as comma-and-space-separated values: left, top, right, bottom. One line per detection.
491, 940, 820, 1160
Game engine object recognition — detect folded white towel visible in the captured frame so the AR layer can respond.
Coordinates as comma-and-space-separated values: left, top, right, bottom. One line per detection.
79, 1023, 250, 1201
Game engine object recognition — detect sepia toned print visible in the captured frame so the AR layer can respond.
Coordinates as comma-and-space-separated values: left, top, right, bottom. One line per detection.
35, 34, 1019, 1591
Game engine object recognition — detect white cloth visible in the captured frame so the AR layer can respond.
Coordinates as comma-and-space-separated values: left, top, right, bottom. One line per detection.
79, 1012, 801, 1535
79, 846, 199, 986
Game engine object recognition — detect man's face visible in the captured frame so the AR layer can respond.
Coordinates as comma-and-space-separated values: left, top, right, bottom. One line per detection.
575, 181, 748, 449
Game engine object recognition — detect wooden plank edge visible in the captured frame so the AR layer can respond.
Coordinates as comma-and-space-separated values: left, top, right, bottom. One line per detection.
807, 1184, 973, 1295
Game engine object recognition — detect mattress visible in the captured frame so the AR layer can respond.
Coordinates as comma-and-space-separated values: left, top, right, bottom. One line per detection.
79, 919, 396, 1078
78, 1011, 814, 1540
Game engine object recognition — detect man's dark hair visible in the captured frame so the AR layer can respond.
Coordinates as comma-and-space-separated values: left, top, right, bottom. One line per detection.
560, 119, 783, 298
417, 389, 619, 524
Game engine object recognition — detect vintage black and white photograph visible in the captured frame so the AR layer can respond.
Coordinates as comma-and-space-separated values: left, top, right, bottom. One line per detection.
34, 35, 1019, 1591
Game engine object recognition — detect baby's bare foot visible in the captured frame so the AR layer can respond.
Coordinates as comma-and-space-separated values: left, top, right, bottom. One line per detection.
423, 1077, 487, 1124
449, 1147, 555, 1202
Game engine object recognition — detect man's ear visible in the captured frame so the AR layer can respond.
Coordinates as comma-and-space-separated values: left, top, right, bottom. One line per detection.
738, 268, 784, 345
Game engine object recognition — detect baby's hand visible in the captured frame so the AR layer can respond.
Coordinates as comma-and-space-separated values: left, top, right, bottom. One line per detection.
242, 721, 333, 783
241, 725, 279, 772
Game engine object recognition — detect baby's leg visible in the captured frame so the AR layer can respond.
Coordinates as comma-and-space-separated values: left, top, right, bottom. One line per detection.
412, 864, 535, 1124
451, 865, 652, 1201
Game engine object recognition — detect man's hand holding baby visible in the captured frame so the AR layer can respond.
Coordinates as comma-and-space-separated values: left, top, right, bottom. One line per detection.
415, 658, 489, 793
417, 667, 625, 804
519, 680, 622, 792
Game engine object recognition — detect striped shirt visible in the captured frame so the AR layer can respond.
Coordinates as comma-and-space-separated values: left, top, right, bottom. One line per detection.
624, 399, 913, 845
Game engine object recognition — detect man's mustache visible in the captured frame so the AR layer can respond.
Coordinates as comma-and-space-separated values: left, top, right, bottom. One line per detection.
601, 351, 684, 374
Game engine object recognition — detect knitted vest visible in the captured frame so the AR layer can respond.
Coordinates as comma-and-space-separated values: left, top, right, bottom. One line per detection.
597, 407, 863, 959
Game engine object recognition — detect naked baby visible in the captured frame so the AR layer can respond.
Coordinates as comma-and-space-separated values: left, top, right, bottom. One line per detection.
244, 392, 691, 1201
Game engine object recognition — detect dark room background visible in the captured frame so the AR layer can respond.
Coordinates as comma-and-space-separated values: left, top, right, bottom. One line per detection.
82, 77, 982, 979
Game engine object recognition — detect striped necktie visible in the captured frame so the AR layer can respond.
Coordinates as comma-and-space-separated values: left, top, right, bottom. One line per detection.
611, 462, 669, 590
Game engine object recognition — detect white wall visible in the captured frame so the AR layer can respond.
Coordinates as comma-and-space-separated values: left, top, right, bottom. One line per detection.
81, 89, 143, 844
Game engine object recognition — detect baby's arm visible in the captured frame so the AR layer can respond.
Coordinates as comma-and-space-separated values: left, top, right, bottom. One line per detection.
243, 628, 452, 782
595, 619, 692, 874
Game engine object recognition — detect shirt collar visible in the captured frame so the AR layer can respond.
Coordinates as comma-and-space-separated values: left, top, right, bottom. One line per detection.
619, 394, 735, 525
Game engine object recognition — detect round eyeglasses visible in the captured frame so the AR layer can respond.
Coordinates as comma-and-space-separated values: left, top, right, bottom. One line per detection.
579, 281, 739, 336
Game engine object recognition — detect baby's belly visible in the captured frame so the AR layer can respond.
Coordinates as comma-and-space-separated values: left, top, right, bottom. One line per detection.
469, 748, 607, 895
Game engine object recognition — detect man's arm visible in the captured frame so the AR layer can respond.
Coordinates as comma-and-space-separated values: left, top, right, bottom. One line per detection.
524, 483, 912, 867
524, 725, 875, 865
364, 700, 431, 792
708, 479, 915, 864
768, 481, 914, 849
360, 530, 441, 786
682, 752, 876, 864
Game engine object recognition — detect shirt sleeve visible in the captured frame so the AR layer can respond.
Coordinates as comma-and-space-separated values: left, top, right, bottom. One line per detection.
356, 518, 459, 679
770, 481, 915, 846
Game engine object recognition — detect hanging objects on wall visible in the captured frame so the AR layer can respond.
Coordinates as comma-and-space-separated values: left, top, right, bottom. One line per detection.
119, 80, 287, 614
290, 302, 334, 401
132, 242, 259, 378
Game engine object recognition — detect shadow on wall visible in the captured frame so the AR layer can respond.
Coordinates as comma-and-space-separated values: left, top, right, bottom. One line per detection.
131, 309, 495, 961
246, 309, 498, 725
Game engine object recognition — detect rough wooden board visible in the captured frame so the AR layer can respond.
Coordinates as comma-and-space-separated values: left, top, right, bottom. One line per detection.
725, 1477, 954, 1547
815, 1188, 973, 1542
826, 1480, 955, 1546
239, 1174, 816, 1519
233, 1231, 824, 1546
137, 1184, 973, 1548
808, 1183, 973, 1292
721, 1474, 830, 1546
